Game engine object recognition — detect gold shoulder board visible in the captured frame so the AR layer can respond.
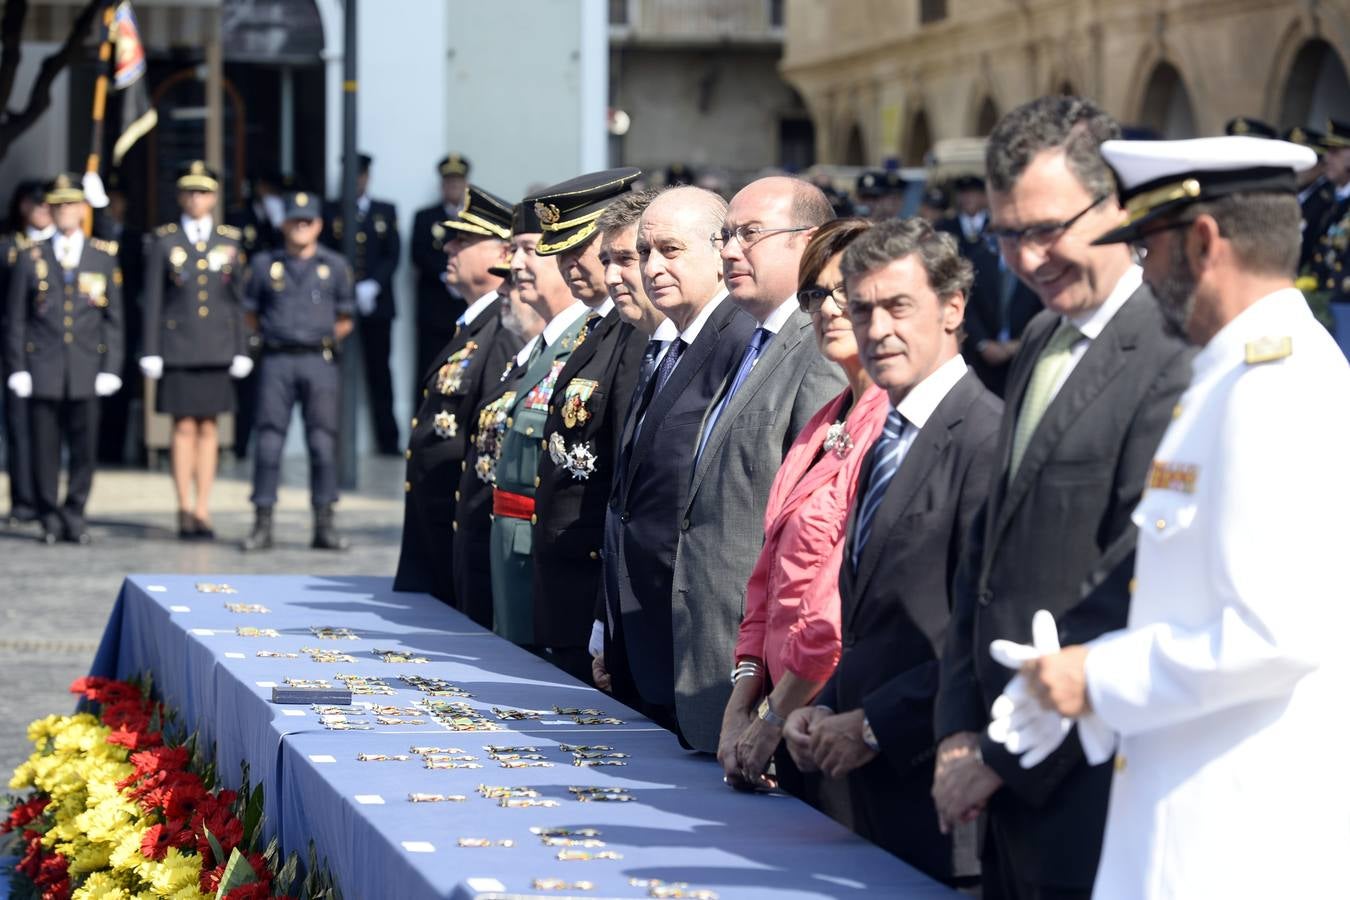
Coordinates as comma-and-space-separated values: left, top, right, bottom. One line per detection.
156, 223, 179, 237
216, 224, 242, 240
90, 238, 119, 255
1245, 336, 1292, 365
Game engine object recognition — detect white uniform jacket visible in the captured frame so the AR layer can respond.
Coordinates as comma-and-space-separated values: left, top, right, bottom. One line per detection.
1084, 288, 1350, 899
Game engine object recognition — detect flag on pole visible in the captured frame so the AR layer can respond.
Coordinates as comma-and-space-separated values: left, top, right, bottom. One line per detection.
110, 1, 156, 165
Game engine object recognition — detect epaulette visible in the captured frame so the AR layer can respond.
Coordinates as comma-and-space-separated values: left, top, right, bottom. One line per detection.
216, 224, 242, 240
155, 223, 179, 237
1244, 336, 1292, 365
89, 237, 119, 255
13, 233, 30, 250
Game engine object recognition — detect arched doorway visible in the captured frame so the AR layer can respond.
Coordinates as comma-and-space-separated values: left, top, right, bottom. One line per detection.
842, 123, 866, 166
1280, 38, 1350, 128
1057, 80, 1077, 97
975, 96, 1000, 136
778, 89, 816, 171
903, 109, 933, 166
1138, 61, 1197, 138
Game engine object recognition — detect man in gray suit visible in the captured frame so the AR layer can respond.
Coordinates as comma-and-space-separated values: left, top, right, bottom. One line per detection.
932, 96, 1194, 900
669, 177, 846, 752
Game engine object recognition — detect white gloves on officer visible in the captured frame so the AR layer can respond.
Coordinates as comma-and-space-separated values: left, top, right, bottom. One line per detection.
139, 356, 164, 380
7, 371, 32, 398
986, 609, 1116, 769
229, 355, 254, 379
82, 171, 109, 210
354, 279, 380, 317
94, 373, 123, 397
588, 619, 606, 659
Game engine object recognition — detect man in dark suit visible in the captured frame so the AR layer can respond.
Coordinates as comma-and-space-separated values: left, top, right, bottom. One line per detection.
4, 175, 124, 544
602, 186, 755, 731
529, 172, 649, 682
784, 219, 1001, 885
324, 153, 401, 454
939, 176, 1038, 397
410, 154, 471, 394
1284, 126, 1336, 271
931, 96, 1193, 900
394, 184, 520, 604
669, 176, 844, 752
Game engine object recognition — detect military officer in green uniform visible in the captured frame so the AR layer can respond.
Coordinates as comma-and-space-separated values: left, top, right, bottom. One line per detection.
525, 167, 644, 680
394, 184, 522, 603
486, 189, 594, 647
4, 174, 124, 544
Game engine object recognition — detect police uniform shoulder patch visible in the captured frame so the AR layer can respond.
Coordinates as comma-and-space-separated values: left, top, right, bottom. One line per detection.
89, 237, 118, 256
1244, 336, 1292, 365
156, 223, 179, 237
216, 224, 242, 241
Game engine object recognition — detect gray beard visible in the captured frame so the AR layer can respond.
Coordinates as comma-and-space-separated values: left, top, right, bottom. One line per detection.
1150, 239, 1199, 343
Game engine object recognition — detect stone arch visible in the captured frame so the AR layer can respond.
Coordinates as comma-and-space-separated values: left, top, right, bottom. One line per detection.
1277, 37, 1350, 128
1136, 59, 1198, 138
973, 94, 1000, 136
902, 108, 933, 166
842, 122, 867, 166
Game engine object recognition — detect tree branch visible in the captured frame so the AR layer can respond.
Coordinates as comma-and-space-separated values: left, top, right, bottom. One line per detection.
0, 0, 30, 117
0, 0, 112, 159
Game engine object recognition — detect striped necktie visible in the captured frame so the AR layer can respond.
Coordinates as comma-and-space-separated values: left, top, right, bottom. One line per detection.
852, 409, 907, 569
1009, 320, 1082, 477
697, 327, 771, 459
624, 339, 667, 427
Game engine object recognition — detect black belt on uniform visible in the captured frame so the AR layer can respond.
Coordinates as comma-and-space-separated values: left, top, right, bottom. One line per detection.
262, 340, 333, 355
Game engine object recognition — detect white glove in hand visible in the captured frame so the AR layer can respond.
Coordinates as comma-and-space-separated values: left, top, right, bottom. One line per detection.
987, 609, 1117, 769
82, 171, 109, 210
588, 619, 606, 658
139, 356, 164, 380
94, 372, 123, 397
7, 371, 32, 398
228, 355, 254, 379
355, 279, 380, 316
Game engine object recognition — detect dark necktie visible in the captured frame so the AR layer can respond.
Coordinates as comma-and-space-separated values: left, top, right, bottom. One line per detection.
631, 338, 685, 438
623, 339, 668, 427
852, 409, 907, 568
697, 327, 770, 460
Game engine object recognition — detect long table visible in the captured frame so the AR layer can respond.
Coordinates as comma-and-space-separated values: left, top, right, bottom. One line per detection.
89, 575, 956, 899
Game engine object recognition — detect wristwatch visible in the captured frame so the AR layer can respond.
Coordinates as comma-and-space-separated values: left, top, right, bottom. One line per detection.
756, 697, 786, 728
861, 716, 880, 752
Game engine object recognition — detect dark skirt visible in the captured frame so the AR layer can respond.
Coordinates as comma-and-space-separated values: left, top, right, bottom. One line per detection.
156, 366, 234, 417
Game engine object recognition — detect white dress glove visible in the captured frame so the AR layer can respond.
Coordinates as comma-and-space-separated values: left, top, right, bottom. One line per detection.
987, 609, 1117, 769
7, 371, 32, 398
139, 356, 164, 380
355, 279, 380, 316
82, 171, 109, 210
94, 372, 123, 397
229, 355, 254, 379
588, 619, 606, 658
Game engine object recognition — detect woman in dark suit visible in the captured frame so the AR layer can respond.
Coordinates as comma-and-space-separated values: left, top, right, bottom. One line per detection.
139, 162, 251, 538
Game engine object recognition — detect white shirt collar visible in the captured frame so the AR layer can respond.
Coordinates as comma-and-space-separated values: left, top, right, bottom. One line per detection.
55, 229, 84, 254
759, 295, 799, 335
357, 195, 371, 216
1193, 287, 1306, 376
541, 299, 588, 346
652, 318, 679, 342
27, 224, 54, 242
677, 285, 729, 346
1336, 181, 1350, 202
895, 353, 968, 430
1066, 264, 1142, 339
591, 298, 615, 318
515, 336, 540, 367
461, 289, 498, 326
181, 214, 213, 240
959, 211, 988, 234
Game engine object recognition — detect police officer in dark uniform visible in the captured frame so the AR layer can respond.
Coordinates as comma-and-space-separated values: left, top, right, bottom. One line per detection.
529, 168, 646, 681
394, 184, 522, 603
451, 203, 547, 628
1282, 126, 1336, 271
324, 153, 401, 455
139, 161, 252, 539
241, 190, 355, 551
1, 179, 51, 524
4, 174, 124, 544
410, 154, 471, 391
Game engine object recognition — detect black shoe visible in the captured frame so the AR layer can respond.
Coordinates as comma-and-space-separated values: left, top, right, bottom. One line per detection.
178, 511, 197, 540
241, 507, 274, 552
8, 505, 37, 525
194, 517, 215, 541
311, 504, 350, 551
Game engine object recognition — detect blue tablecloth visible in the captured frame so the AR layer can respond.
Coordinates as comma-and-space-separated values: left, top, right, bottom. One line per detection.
89, 575, 956, 900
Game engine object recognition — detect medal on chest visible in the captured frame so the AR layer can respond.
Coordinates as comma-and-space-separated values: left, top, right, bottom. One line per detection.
524, 360, 567, 412
436, 341, 478, 395
560, 378, 598, 429
433, 410, 457, 438
473, 392, 516, 484
548, 432, 598, 481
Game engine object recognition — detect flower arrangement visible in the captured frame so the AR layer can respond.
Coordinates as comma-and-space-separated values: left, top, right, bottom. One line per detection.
1, 677, 338, 900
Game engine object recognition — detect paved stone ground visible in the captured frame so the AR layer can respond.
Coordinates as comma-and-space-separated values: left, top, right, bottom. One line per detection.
0, 456, 406, 776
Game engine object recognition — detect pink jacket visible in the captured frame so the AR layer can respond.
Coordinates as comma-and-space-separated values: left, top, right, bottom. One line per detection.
735, 383, 891, 685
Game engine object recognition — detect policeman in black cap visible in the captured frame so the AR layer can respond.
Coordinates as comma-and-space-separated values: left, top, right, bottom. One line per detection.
4, 174, 124, 543
1306, 119, 1350, 308
394, 184, 522, 603
528, 166, 645, 681
323, 152, 401, 455
1282, 126, 1336, 270
411, 154, 473, 387
241, 190, 355, 551
140, 161, 251, 539
1224, 117, 1279, 139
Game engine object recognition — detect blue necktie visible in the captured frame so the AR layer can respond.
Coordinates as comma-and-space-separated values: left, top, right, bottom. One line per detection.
634, 338, 685, 432
852, 409, 907, 569
697, 327, 771, 459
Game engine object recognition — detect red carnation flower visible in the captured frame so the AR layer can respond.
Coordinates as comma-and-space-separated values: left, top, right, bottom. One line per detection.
2, 796, 49, 833
140, 823, 172, 860
223, 882, 271, 900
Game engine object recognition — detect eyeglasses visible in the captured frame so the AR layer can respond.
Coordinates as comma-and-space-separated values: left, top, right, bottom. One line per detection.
796, 283, 847, 313
710, 224, 811, 250
1128, 219, 1194, 260
989, 194, 1109, 250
